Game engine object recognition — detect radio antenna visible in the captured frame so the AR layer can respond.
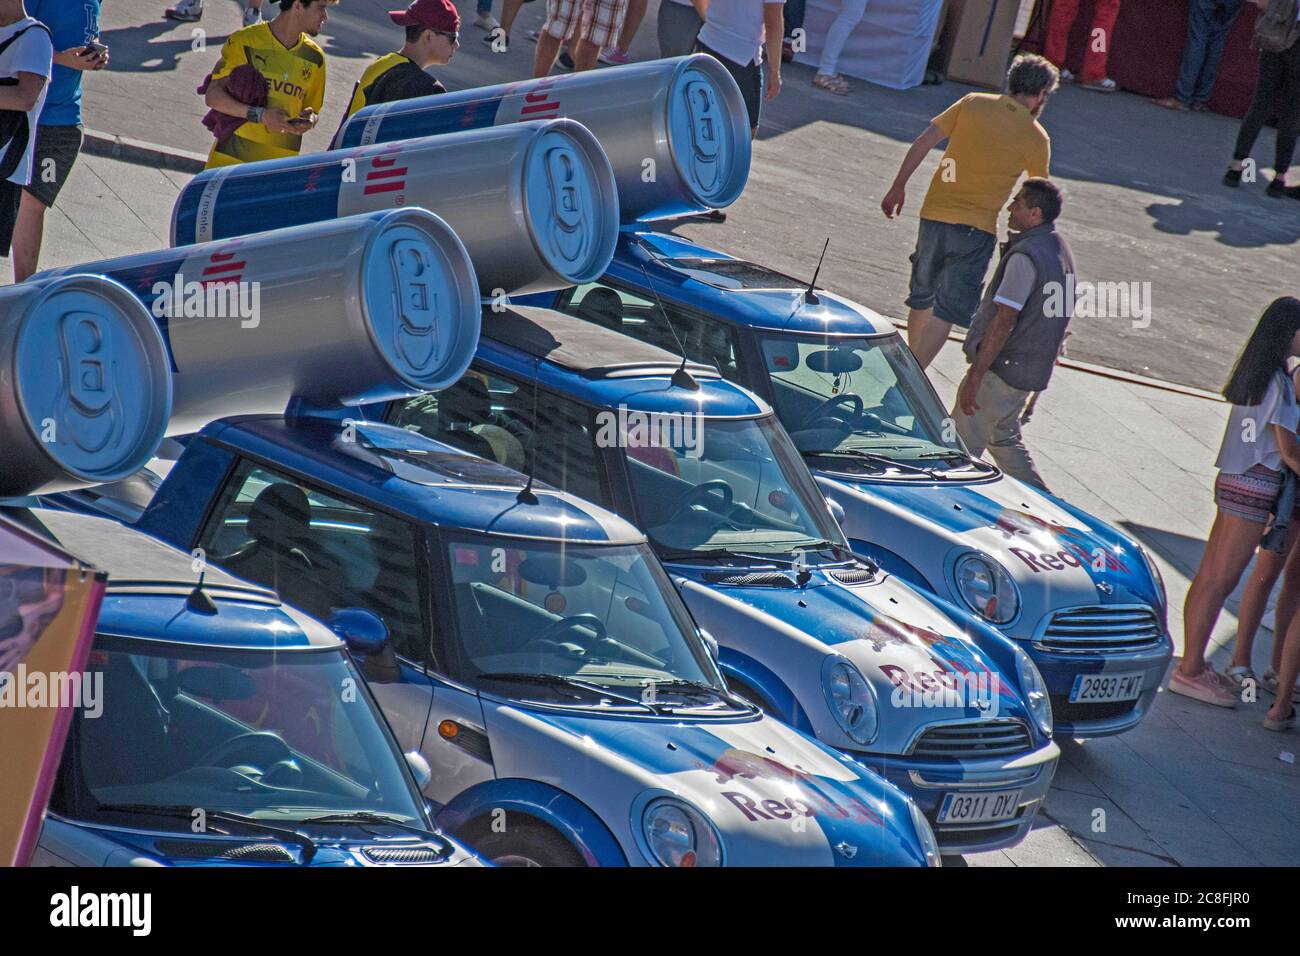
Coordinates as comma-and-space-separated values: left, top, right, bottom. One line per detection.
637, 262, 698, 391
804, 238, 830, 305
517, 362, 541, 504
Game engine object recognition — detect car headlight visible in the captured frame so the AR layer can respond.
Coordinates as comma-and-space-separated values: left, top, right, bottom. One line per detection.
954, 552, 1020, 624
821, 656, 878, 744
1138, 545, 1167, 611
1014, 645, 1053, 736
909, 799, 942, 868
642, 798, 722, 867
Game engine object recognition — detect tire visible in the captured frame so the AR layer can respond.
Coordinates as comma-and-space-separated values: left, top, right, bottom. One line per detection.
467, 816, 587, 867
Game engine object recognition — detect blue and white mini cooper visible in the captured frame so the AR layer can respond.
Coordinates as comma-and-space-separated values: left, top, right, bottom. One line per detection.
73, 414, 939, 867
368, 306, 1060, 854
24, 509, 481, 867
519, 229, 1175, 739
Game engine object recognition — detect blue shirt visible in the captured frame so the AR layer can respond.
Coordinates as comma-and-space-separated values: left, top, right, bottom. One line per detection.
29, 0, 100, 127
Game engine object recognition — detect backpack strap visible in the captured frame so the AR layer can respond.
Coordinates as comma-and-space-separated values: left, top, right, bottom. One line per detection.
0, 22, 52, 60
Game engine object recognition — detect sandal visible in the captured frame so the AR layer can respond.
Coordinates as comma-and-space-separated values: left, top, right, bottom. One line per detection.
1225, 665, 1256, 687
1080, 77, 1118, 93
812, 73, 852, 95
1264, 706, 1297, 732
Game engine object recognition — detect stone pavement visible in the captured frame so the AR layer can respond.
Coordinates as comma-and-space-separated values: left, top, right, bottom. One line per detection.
6, 152, 1295, 867
82, 0, 1300, 392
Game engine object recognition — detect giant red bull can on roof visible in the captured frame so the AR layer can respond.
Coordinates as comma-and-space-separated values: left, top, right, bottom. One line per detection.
37, 209, 480, 435
172, 119, 618, 296
332, 55, 751, 223
0, 276, 172, 495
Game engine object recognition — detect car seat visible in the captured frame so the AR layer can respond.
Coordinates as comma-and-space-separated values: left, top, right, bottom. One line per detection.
576, 287, 625, 332
218, 484, 329, 618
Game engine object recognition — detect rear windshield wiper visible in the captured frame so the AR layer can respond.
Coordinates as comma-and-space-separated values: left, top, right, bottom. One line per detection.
95, 803, 318, 863
801, 448, 941, 478
476, 672, 658, 712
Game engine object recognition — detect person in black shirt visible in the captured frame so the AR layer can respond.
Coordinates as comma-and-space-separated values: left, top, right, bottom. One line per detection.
337, 0, 457, 134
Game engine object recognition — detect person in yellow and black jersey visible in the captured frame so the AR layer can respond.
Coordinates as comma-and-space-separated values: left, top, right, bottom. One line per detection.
201, 0, 336, 169
337, 0, 459, 138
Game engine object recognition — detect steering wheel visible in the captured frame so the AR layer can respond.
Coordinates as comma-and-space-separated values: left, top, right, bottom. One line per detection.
197, 732, 293, 772
530, 612, 608, 650
669, 480, 734, 522
800, 393, 864, 431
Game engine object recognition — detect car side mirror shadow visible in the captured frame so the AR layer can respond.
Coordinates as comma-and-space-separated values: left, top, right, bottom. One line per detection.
404, 750, 432, 792
328, 607, 389, 656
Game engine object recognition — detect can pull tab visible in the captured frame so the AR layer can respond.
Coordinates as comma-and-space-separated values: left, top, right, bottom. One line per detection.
389, 239, 440, 372
56, 312, 123, 454
544, 145, 588, 265
682, 80, 722, 192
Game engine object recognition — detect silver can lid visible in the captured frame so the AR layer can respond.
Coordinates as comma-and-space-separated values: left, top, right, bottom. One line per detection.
521, 120, 619, 286
666, 55, 752, 210
361, 208, 482, 394
13, 275, 173, 484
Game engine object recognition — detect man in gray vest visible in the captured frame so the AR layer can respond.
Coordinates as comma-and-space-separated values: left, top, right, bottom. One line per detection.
952, 178, 1073, 491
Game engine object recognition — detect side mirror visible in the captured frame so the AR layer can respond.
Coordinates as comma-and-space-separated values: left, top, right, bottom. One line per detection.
826, 498, 846, 527
404, 751, 433, 791
699, 628, 720, 663
327, 608, 388, 656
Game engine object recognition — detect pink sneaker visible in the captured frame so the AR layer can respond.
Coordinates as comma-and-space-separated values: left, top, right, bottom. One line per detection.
1168, 665, 1239, 708
600, 47, 630, 65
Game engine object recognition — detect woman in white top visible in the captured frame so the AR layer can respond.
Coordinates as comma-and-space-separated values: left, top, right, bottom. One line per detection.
1171, 297, 1300, 714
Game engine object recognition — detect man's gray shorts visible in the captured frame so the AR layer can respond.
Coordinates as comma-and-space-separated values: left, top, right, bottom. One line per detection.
23, 125, 83, 209
904, 218, 996, 329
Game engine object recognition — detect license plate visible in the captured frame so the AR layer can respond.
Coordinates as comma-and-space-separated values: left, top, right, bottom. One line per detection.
1069, 671, 1144, 703
937, 789, 1021, 824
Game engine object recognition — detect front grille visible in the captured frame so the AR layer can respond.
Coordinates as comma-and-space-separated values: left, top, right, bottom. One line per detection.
1037, 605, 1163, 653
910, 719, 1033, 758
703, 570, 796, 587
155, 840, 296, 863
361, 842, 452, 865
1050, 695, 1140, 723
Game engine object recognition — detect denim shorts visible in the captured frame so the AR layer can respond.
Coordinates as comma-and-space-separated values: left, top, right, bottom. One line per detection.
905, 218, 997, 329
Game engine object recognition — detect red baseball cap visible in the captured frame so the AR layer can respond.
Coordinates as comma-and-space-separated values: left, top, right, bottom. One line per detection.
389, 0, 459, 33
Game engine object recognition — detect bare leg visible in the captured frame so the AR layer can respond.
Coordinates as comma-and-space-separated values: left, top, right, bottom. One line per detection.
500, 0, 526, 36
1271, 541, 1300, 672
534, 30, 564, 76
907, 307, 951, 369
11, 190, 47, 283
571, 36, 601, 71
1266, 604, 1300, 721
615, 0, 647, 51
1231, 538, 1287, 669
1179, 510, 1265, 677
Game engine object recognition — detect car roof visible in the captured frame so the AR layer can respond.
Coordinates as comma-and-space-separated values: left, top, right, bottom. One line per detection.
29, 509, 340, 650
477, 305, 770, 418
201, 415, 647, 545
612, 230, 898, 337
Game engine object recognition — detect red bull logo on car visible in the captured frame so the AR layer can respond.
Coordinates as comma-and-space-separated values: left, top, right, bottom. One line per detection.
705, 749, 885, 826
991, 508, 1131, 575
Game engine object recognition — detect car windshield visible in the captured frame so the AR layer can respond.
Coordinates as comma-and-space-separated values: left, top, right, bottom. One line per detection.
620, 414, 850, 562
443, 536, 733, 710
758, 333, 990, 477
65, 639, 425, 827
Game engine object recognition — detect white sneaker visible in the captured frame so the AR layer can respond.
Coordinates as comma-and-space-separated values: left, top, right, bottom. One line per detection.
164, 0, 204, 22
474, 13, 499, 30
243, 5, 262, 26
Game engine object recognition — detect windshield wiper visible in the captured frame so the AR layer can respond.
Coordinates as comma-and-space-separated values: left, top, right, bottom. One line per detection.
640, 678, 752, 709
914, 450, 996, 471
801, 448, 941, 478
95, 803, 318, 863
293, 811, 449, 848
476, 672, 658, 713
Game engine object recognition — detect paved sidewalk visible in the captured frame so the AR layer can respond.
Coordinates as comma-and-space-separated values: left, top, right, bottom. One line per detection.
82, 0, 1300, 392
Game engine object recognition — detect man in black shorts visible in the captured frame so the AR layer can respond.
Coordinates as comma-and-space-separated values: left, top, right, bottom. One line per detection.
12, 0, 106, 282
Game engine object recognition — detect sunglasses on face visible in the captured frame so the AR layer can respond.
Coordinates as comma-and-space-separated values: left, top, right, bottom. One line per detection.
433, 29, 459, 43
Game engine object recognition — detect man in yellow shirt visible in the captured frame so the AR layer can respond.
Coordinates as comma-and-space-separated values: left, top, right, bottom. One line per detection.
337, 0, 458, 137
201, 0, 335, 169
881, 54, 1057, 370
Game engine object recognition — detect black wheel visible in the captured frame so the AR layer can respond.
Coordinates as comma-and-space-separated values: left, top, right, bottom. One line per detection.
467, 816, 587, 867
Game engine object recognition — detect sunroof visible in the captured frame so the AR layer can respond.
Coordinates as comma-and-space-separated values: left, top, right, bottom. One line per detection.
668, 258, 808, 291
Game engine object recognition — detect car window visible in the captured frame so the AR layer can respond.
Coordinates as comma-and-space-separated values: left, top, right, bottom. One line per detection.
198, 460, 427, 661
389, 370, 607, 507
560, 281, 745, 383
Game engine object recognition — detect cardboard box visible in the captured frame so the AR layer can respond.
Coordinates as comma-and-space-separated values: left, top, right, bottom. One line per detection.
942, 0, 1024, 89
